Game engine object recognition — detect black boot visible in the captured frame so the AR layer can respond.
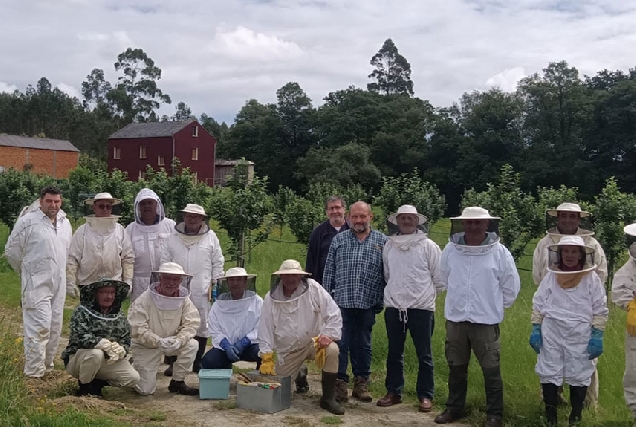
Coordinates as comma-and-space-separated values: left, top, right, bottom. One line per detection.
569, 385, 587, 426
542, 383, 558, 427
319, 371, 345, 415
295, 365, 309, 393
168, 379, 199, 396
164, 356, 176, 377
76, 381, 93, 396
193, 337, 207, 373
90, 379, 108, 397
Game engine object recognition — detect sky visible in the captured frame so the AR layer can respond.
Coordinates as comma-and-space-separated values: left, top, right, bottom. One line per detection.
1, 0, 635, 123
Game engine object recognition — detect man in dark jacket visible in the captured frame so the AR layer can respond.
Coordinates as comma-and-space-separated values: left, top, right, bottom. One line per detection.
306, 196, 349, 285
62, 280, 139, 396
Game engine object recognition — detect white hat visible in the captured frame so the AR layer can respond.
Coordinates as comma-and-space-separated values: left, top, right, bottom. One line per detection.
222, 267, 256, 279
624, 223, 636, 237
547, 202, 590, 218
180, 203, 206, 216
451, 207, 500, 220
388, 205, 427, 225
85, 192, 122, 205
273, 259, 310, 276
548, 235, 594, 253
153, 262, 192, 276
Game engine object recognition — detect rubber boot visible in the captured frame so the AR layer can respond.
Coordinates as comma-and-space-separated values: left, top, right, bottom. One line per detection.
168, 379, 199, 396
90, 379, 108, 397
295, 365, 309, 393
193, 337, 207, 373
569, 385, 587, 426
352, 376, 372, 402
164, 356, 176, 377
542, 383, 558, 427
76, 381, 93, 396
320, 372, 345, 415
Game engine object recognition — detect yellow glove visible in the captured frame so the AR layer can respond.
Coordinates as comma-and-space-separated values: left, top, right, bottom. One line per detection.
627, 300, 636, 337
313, 336, 326, 370
259, 352, 276, 376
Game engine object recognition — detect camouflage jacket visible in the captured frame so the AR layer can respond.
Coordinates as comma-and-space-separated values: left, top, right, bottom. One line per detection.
61, 280, 131, 364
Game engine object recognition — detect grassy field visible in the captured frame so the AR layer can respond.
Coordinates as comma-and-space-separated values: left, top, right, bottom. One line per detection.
0, 220, 633, 426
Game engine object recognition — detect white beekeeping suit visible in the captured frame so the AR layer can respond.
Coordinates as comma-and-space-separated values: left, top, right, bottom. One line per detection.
611, 224, 636, 422
161, 204, 224, 338
5, 197, 72, 377
66, 193, 134, 297
126, 188, 175, 302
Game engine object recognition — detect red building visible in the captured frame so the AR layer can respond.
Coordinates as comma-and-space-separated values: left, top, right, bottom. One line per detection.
107, 120, 216, 185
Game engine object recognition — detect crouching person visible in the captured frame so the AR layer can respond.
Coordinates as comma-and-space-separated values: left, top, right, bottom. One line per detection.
201, 267, 263, 369
62, 280, 139, 397
258, 260, 344, 415
128, 262, 200, 396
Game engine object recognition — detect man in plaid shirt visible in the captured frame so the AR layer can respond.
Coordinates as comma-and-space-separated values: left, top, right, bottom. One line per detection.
322, 201, 387, 403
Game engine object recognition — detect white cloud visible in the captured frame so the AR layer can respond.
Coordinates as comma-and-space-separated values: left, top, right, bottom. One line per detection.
0, 81, 18, 93
56, 83, 81, 99
486, 67, 526, 91
1, 0, 636, 122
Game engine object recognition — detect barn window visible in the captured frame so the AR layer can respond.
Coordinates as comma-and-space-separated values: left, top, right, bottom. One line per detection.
139, 145, 147, 159
113, 147, 121, 159
192, 126, 198, 137
138, 170, 145, 180
191, 147, 198, 160
158, 155, 165, 166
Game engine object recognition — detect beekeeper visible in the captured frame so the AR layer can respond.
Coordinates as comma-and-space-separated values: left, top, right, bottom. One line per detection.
611, 223, 636, 424
161, 203, 225, 374
434, 207, 520, 427
530, 235, 608, 426
257, 259, 344, 415
531, 202, 607, 407
127, 262, 200, 396
201, 267, 262, 369
377, 205, 444, 413
5, 186, 73, 377
62, 279, 139, 397
125, 188, 175, 302
66, 192, 134, 298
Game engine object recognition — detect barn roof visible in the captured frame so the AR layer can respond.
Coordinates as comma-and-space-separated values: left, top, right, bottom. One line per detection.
0, 134, 79, 152
108, 120, 198, 139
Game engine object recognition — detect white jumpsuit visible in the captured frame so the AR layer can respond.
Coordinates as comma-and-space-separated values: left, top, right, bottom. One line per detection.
127, 283, 200, 395
125, 189, 175, 302
5, 208, 72, 377
533, 271, 608, 387
161, 226, 224, 337
208, 291, 263, 349
67, 216, 135, 288
611, 257, 636, 418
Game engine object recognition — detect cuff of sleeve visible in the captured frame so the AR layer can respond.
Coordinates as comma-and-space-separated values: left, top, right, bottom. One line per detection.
530, 310, 543, 324
592, 315, 607, 331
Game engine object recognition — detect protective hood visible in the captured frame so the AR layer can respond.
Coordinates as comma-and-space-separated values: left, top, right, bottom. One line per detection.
149, 282, 191, 311
449, 231, 499, 255
388, 230, 429, 251
175, 221, 210, 236
20, 199, 41, 218
546, 227, 594, 239
269, 277, 310, 302
84, 215, 120, 234
625, 223, 636, 261
134, 188, 166, 225
79, 279, 129, 316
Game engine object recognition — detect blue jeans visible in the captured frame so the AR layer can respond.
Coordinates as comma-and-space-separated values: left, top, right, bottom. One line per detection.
200, 343, 261, 370
337, 307, 376, 382
384, 307, 435, 400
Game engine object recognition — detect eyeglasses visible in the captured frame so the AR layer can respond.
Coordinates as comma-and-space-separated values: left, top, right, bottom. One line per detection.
96, 204, 113, 210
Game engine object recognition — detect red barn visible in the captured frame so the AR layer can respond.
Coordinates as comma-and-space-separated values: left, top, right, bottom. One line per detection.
107, 120, 216, 185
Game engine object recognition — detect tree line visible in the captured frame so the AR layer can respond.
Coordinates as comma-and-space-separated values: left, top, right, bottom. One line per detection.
0, 40, 635, 213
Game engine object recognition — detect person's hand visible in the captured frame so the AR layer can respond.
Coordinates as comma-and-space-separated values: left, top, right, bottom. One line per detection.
587, 328, 604, 360
220, 338, 240, 362
95, 339, 113, 352
316, 335, 332, 349
67, 283, 79, 299
105, 342, 126, 363
160, 337, 180, 354
627, 300, 636, 336
259, 352, 276, 376
234, 337, 251, 355
529, 324, 542, 354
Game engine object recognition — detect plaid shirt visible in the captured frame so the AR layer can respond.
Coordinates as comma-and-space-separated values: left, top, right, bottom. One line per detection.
322, 229, 387, 309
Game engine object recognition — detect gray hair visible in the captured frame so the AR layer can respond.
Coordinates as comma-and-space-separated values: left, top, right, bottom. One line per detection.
325, 195, 346, 210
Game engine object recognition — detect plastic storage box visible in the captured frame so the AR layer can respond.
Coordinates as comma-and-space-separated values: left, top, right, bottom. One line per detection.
236, 371, 291, 413
198, 369, 233, 400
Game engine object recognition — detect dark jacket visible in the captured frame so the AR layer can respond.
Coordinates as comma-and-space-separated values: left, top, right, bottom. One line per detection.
305, 220, 350, 285
62, 280, 131, 364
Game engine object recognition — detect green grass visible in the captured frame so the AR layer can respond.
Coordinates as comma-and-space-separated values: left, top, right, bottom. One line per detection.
319, 415, 343, 424
1, 219, 634, 426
